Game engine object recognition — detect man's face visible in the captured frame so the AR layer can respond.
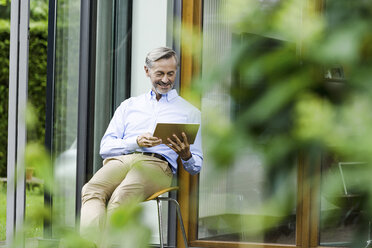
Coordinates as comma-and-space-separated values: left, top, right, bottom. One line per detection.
145, 57, 177, 95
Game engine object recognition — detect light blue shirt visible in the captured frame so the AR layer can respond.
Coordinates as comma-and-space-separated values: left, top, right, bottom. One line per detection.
100, 89, 203, 175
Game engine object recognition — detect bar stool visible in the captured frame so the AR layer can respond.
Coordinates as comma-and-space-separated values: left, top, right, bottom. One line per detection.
145, 186, 188, 248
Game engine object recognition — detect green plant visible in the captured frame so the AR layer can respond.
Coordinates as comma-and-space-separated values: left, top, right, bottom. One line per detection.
0, 21, 48, 177
195, 0, 372, 245
0, 0, 48, 21
0, 187, 44, 241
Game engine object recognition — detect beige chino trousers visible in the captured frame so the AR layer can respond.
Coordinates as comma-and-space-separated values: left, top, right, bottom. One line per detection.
80, 153, 173, 243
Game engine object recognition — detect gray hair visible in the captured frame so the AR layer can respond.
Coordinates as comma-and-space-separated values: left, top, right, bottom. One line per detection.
145, 47, 179, 68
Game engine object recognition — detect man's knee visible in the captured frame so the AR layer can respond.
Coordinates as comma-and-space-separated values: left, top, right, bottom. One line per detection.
107, 185, 144, 212
81, 182, 108, 204
81, 183, 90, 198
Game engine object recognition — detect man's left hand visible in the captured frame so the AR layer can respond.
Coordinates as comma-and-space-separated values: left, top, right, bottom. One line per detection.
166, 132, 192, 160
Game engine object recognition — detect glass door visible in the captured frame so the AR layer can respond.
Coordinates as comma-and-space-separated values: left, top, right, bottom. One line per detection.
317, 0, 372, 246
93, 0, 132, 173
51, 0, 133, 236
0, 0, 10, 243
51, 0, 81, 235
319, 153, 370, 246
196, 0, 298, 245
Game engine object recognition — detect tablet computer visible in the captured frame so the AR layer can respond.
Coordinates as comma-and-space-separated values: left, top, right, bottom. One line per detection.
153, 123, 200, 144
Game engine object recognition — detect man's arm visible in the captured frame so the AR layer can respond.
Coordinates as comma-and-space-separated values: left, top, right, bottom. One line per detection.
100, 101, 162, 158
137, 133, 162, 147
99, 101, 139, 158
166, 106, 203, 175
166, 130, 203, 175
181, 153, 202, 175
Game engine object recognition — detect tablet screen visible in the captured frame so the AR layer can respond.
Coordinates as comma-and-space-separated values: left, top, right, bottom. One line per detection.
153, 123, 200, 144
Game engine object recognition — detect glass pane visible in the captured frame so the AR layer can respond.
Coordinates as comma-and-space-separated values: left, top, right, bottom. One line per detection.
52, 0, 81, 236
0, 1, 10, 242
112, 0, 131, 109
93, 0, 114, 174
199, 157, 296, 243
93, 0, 132, 173
198, 0, 296, 243
93, 0, 171, 246
319, 1, 371, 245
319, 154, 370, 246
25, 0, 49, 239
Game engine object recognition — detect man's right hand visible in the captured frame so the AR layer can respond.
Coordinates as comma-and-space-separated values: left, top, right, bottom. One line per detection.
137, 133, 162, 147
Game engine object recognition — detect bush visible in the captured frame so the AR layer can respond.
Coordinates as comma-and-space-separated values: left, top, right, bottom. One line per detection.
0, 21, 48, 177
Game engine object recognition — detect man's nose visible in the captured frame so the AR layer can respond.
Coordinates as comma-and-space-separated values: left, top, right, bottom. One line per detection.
161, 75, 169, 82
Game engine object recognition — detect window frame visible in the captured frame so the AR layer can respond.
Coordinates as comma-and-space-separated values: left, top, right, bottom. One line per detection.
178, 0, 330, 247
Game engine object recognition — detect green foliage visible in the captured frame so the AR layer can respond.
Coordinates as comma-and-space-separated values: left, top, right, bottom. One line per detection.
53, 202, 151, 248
105, 203, 151, 248
27, 23, 48, 144
0, 21, 48, 177
197, 0, 372, 244
30, 0, 48, 22
0, 182, 6, 240
0, 21, 9, 178
0, 187, 44, 241
0, 0, 48, 21
24, 141, 53, 192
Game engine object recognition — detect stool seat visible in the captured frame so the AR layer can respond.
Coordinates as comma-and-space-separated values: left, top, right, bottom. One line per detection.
145, 186, 179, 201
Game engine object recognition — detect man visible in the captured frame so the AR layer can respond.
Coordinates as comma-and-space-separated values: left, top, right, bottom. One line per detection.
80, 47, 203, 244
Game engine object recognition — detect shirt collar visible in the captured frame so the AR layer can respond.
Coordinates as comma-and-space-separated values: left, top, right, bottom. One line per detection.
148, 89, 178, 102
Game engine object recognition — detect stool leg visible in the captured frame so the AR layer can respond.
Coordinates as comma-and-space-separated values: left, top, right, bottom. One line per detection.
157, 198, 164, 248
169, 198, 188, 248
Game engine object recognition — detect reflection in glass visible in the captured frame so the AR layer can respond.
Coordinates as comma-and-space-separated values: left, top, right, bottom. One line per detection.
198, 0, 296, 243
93, 0, 114, 174
93, 0, 132, 173
0, 3, 10, 242
318, 0, 372, 245
320, 154, 370, 246
52, 0, 81, 236
25, 1, 49, 239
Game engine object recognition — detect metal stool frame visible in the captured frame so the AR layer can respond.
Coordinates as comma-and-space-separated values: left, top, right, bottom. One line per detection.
146, 186, 188, 248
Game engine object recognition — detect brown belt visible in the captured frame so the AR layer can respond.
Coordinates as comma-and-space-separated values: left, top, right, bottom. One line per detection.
134, 152, 168, 163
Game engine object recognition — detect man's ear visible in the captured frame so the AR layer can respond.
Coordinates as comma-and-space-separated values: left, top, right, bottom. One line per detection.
144, 66, 150, 77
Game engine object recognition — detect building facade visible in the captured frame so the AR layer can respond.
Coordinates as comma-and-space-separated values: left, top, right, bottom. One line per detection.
5, 0, 370, 247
